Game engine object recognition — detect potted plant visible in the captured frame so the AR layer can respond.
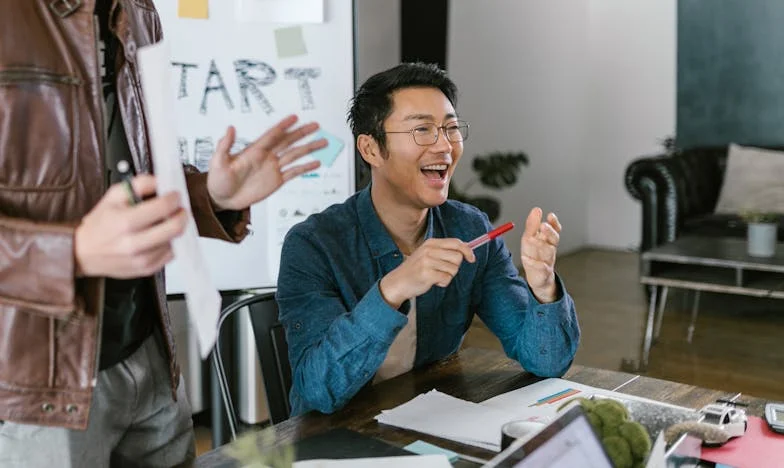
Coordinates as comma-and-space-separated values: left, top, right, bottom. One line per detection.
449, 151, 529, 222
741, 211, 780, 258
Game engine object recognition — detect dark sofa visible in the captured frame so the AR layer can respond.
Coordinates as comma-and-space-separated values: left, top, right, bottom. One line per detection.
624, 146, 784, 252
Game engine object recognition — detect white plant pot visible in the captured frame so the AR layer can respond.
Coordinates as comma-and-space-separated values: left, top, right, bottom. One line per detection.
747, 222, 777, 258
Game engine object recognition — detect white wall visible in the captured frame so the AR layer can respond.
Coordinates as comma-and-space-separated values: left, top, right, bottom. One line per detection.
355, 0, 401, 84
448, 0, 676, 260
448, 0, 590, 261
585, 0, 676, 250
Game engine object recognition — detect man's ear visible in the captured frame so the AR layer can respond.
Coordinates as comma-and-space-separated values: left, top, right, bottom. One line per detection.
357, 134, 385, 168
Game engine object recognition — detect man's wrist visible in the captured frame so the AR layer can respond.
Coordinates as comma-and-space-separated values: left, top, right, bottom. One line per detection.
73, 225, 86, 278
532, 282, 558, 304
379, 276, 405, 309
207, 190, 229, 212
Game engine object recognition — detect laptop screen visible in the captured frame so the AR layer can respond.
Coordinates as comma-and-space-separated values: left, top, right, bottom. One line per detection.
484, 405, 614, 468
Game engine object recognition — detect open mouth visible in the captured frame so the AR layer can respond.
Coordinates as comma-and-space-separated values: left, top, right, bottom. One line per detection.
421, 163, 449, 181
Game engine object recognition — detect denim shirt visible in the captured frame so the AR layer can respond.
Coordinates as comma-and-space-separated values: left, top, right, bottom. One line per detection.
277, 186, 580, 416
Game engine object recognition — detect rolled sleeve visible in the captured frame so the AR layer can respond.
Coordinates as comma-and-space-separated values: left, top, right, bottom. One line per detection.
477, 237, 580, 378
352, 282, 408, 343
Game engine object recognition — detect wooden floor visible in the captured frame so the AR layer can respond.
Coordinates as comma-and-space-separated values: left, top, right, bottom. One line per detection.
465, 247, 784, 402
197, 247, 784, 455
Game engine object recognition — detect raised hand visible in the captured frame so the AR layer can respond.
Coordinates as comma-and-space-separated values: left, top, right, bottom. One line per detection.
75, 175, 188, 278
207, 115, 327, 211
520, 207, 562, 303
379, 238, 476, 309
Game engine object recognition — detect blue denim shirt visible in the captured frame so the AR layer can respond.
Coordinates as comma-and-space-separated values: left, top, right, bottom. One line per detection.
277, 186, 580, 416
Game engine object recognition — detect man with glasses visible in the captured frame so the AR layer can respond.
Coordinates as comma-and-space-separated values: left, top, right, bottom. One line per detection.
277, 63, 580, 415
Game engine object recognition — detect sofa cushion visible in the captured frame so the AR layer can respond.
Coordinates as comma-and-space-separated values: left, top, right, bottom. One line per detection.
714, 143, 784, 214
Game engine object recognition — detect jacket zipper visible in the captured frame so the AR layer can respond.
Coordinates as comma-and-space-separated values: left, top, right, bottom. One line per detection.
0, 69, 81, 86
91, 15, 107, 387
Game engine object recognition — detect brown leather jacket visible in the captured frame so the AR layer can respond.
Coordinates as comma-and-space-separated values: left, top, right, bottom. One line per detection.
0, 0, 249, 429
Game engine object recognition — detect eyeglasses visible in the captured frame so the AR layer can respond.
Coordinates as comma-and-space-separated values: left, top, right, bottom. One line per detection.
384, 121, 470, 146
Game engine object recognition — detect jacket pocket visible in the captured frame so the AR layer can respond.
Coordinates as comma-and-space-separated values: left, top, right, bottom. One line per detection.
0, 68, 82, 192
0, 303, 54, 388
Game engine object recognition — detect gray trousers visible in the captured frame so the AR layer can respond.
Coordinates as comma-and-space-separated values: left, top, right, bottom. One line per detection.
0, 334, 195, 468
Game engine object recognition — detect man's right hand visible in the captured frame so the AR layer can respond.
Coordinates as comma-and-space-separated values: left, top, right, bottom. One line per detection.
379, 238, 476, 309
74, 175, 188, 278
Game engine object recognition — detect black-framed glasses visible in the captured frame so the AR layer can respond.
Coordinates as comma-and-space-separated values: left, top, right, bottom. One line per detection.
384, 121, 470, 146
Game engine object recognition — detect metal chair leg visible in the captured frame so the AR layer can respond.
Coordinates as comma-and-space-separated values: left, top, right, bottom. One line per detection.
642, 286, 658, 368
687, 290, 701, 343
653, 286, 669, 341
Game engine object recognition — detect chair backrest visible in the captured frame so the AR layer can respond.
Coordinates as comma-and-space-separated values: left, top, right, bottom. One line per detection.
245, 293, 292, 424
212, 292, 291, 441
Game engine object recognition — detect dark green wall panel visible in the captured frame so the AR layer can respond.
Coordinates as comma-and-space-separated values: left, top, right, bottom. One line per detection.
678, 0, 784, 148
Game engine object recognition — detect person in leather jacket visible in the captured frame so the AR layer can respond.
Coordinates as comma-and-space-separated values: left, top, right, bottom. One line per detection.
0, 1, 325, 466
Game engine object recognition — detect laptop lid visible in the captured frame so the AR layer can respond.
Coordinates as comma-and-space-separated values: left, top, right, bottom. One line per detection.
483, 404, 614, 468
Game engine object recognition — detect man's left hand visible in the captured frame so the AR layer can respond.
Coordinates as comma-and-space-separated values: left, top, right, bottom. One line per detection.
520, 207, 562, 303
207, 115, 327, 211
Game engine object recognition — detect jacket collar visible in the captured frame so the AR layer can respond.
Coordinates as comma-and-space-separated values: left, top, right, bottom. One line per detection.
356, 185, 435, 259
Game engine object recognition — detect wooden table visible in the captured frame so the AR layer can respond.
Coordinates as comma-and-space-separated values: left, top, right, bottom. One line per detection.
194, 347, 766, 467
635, 236, 784, 369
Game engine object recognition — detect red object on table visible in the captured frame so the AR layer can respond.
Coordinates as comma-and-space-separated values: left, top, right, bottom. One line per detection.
699, 416, 784, 468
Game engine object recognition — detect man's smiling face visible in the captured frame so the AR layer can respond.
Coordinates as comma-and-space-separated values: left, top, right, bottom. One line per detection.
374, 86, 463, 210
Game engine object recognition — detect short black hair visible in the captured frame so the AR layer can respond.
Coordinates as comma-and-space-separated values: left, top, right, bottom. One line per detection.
347, 62, 458, 152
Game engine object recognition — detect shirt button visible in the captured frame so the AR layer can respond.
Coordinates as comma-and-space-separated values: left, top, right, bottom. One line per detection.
294, 322, 302, 330
540, 348, 548, 355
392, 252, 400, 258
537, 311, 545, 317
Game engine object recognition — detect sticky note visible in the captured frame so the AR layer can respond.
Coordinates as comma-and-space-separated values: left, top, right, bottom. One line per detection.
275, 26, 308, 58
404, 440, 459, 463
237, 0, 324, 24
178, 0, 209, 19
308, 130, 344, 168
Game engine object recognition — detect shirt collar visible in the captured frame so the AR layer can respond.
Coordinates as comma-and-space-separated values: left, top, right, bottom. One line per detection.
356, 185, 436, 259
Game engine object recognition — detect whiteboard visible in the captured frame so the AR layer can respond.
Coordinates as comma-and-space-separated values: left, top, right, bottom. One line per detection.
152, 0, 356, 294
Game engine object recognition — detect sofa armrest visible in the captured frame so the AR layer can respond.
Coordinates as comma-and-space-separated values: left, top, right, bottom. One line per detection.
626, 149, 728, 252
625, 154, 680, 252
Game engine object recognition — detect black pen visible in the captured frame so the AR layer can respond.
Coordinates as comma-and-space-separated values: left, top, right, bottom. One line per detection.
117, 160, 141, 205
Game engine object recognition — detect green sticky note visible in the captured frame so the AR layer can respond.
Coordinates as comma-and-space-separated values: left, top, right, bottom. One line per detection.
308, 129, 344, 168
404, 440, 459, 463
275, 26, 307, 58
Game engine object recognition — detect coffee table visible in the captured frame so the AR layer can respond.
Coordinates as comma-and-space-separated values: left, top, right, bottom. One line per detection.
634, 236, 784, 369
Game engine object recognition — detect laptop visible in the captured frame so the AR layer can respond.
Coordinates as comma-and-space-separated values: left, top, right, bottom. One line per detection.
483, 404, 614, 468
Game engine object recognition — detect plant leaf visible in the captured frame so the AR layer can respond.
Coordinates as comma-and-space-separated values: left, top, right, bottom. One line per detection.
472, 152, 529, 189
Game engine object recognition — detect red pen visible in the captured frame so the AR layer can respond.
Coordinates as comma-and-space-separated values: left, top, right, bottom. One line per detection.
467, 222, 515, 249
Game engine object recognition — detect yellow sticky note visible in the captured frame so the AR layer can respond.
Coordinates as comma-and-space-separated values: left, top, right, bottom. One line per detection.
178, 0, 209, 19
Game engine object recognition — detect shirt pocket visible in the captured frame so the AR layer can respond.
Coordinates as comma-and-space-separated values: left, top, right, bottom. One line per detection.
0, 67, 81, 192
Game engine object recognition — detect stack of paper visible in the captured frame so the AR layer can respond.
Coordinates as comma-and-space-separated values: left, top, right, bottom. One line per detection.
375, 390, 512, 451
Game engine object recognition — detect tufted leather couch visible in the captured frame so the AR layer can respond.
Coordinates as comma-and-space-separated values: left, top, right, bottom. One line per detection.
624, 146, 784, 252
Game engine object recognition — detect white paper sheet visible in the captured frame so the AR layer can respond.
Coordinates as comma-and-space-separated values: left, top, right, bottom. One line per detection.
481, 378, 692, 423
645, 432, 667, 468
236, 0, 324, 23
293, 455, 450, 468
375, 390, 514, 452
137, 40, 221, 359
